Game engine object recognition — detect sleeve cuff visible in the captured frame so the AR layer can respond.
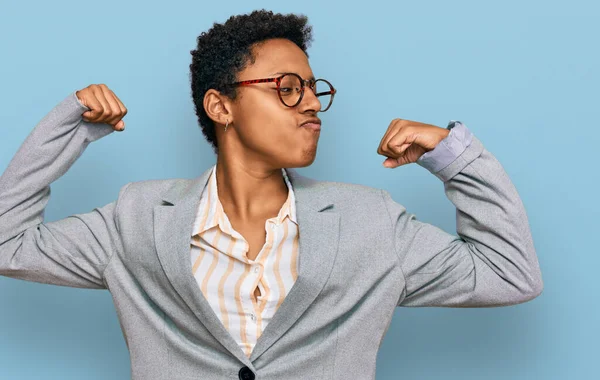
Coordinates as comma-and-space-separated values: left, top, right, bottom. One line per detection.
417, 120, 474, 174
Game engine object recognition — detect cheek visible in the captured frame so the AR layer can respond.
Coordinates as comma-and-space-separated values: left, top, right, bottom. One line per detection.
237, 95, 296, 141
234, 92, 319, 158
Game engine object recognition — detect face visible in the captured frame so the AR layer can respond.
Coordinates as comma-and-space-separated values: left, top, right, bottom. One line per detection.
223, 38, 324, 168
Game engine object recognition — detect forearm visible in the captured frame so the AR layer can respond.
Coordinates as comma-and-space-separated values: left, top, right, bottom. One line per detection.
0, 92, 116, 286
440, 135, 542, 304
0, 92, 113, 242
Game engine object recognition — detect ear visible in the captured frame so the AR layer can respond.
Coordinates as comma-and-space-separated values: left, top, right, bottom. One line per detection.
203, 89, 233, 125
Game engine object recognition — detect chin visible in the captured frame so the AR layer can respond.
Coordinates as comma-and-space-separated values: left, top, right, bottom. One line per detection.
296, 148, 318, 167
280, 152, 316, 169
278, 142, 318, 168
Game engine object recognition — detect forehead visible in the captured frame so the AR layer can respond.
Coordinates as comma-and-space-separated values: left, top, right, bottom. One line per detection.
240, 38, 313, 79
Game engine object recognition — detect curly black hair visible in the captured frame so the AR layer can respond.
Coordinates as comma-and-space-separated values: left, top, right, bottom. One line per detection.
189, 9, 313, 154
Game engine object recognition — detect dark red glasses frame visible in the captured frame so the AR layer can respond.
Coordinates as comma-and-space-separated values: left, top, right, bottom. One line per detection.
227, 73, 337, 112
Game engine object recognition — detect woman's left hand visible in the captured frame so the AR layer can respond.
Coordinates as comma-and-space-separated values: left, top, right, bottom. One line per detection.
377, 119, 450, 168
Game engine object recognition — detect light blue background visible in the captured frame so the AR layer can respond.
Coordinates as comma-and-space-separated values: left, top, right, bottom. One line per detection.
0, 0, 597, 378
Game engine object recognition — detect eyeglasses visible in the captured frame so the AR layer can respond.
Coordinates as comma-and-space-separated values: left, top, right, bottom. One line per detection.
227, 73, 337, 112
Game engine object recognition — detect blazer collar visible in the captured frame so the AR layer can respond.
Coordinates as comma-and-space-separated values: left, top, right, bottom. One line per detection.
154, 165, 340, 365
161, 166, 334, 212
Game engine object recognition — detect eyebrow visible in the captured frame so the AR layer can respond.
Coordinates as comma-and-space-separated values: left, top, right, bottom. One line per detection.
271, 72, 316, 81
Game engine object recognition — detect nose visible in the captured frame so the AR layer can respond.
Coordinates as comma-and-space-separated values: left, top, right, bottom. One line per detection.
298, 82, 321, 113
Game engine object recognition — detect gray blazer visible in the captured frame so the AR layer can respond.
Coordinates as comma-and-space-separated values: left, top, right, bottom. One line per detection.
0, 92, 543, 380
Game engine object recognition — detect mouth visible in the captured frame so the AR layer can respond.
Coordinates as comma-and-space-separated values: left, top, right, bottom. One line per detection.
300, 119, 322, 132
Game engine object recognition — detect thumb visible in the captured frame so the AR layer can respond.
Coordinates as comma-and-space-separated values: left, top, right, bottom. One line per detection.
114, 120, 125, 130
383, 156, 410, 168
82, 110, 94, 121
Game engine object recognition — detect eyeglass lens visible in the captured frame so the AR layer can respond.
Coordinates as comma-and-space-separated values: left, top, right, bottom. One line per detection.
279, 74, 334, 112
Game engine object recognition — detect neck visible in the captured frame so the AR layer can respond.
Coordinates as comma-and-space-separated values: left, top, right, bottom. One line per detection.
214, 154, 288, 222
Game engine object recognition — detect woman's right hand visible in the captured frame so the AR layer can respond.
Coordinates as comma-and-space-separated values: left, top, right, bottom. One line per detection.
76, 84, 128, 131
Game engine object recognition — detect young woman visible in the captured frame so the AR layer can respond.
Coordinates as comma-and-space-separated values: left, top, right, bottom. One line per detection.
0, 9, 542, 380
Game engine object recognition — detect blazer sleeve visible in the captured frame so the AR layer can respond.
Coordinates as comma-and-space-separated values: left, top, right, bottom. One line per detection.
0, 92, 128, 289
381, 124, 543, 307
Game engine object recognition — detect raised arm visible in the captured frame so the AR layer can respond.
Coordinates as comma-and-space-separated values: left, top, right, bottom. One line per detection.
378, 119, 543, 307
0, 85, 129, 289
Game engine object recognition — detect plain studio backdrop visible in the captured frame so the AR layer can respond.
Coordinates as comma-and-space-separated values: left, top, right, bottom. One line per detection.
0, 0, 597, 378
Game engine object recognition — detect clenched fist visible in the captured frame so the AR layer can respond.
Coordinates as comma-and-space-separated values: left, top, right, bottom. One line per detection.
76, 84, 127, 131
377, 119, 450, 168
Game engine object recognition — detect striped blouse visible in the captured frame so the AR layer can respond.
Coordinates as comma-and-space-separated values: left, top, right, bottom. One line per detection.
189, 164, 299, 357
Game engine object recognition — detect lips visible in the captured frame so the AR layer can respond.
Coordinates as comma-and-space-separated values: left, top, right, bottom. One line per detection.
300, 119, 321, 131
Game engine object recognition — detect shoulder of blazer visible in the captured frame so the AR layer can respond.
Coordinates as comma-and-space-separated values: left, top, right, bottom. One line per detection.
117, 178, 192, 209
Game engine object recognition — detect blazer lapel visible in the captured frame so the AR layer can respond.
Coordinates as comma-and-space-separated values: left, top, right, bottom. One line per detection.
250, 168, 340, 361
153, 166, 253, 367
153, 166, 340, 365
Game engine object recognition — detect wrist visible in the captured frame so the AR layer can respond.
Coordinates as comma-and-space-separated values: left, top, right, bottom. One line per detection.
438, 128, 450, 143
416, 120, 474, 173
